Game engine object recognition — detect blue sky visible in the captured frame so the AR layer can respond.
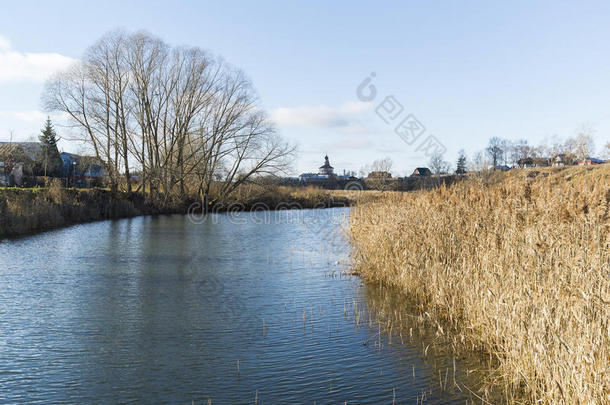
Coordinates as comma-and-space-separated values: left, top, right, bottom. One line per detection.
0, 0, 609, 175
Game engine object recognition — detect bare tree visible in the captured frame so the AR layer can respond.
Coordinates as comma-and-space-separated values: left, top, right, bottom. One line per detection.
509, 139, 536, 166
44, 30, 294, 204
486, 137, 504, 169
602, 142, 610, 160
358, 164, 369, 178
471, 150, 490, 172
86, 31, 134, 192
44, 62, 121, 191
573, 124, 595, 161
370, 157, 393, 173
428, 151, 450, 174
43, 31, 134, 192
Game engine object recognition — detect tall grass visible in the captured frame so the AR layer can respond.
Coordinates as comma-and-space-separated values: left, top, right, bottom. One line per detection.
0, 181, 186, 238
350, 165, 609, 403
219, 184, 354, 209
0, 182, 357, 238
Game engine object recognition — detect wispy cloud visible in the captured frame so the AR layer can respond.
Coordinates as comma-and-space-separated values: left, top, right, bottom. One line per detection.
270, 101, 371, 130
0, 35, 75, 83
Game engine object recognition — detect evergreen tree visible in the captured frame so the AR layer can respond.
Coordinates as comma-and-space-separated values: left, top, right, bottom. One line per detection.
39, 117, 63, 177
455, 149, 467, 174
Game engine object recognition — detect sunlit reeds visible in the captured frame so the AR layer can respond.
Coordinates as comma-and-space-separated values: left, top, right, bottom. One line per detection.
351, 165, 610, 403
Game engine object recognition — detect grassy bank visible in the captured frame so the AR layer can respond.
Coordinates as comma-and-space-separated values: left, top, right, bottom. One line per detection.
0, 185, 187, 238
0, 183, 355, 238
217, 183, 355, 210
350, 165, 609, 403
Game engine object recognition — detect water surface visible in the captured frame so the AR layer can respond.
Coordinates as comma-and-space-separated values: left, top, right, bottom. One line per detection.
0, 208, 472, 403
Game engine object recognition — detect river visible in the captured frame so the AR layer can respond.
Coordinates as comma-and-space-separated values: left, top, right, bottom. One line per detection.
0, 208, 473, 403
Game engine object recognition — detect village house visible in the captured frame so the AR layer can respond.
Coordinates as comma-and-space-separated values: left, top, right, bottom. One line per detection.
0, 142, 42, 186
60, 152, 106, 187
0, 142, 107, 187
517, 157, 551, 168
411, 167, 432, 177
551, 153, 577, 166
298, 172, 325, 181
578, 157, 606, 166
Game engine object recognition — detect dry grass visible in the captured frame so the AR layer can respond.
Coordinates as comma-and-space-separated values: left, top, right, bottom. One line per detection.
219, 184, 355, 209
0, 186, 185, 238
350, 165, 609, 404
0, 183, 353, 237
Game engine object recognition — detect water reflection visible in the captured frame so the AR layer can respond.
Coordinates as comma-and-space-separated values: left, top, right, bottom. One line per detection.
0, 209, 475, 403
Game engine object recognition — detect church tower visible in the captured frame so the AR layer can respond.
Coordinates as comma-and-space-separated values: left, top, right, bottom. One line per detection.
318, 155, 334, 177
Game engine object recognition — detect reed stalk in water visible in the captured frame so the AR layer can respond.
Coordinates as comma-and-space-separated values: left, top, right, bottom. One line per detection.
351, 165, 609, 403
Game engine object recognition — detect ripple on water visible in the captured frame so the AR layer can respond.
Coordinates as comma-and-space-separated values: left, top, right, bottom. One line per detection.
0, 210, 473, 403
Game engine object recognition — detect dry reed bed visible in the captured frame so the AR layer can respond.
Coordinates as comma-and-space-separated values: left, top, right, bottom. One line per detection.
0, 183, 353, 238
350, 166, 609, 404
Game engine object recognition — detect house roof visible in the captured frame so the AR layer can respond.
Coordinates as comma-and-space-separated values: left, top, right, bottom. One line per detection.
60, 152, 79, 159
413, 167, 431, 174
61, 151, 103, 165
0, 142, 42, 162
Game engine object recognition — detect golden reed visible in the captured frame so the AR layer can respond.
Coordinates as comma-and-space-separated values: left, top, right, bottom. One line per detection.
351, 165, 609, 403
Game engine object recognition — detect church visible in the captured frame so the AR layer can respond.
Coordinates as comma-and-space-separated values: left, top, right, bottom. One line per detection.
299, 155, 336, 181
298, 155, 356, 182
318, 155, 334, 176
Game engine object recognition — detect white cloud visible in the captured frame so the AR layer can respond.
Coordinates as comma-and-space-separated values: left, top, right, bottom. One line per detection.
271, 101, 372, 129
0, 35, 75, 82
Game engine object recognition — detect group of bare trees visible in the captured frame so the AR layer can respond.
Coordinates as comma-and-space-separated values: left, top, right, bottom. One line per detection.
429, 130, 603, 174
365, 127, 604, 177
43, 30, 294, 204
483, 128, 599, 169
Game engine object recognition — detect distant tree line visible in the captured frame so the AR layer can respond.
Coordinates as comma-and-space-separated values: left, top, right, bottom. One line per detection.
463, 128, 601, 173
43, 30, 294, 204
480, 129, 597, 169
362, 125, 605, 177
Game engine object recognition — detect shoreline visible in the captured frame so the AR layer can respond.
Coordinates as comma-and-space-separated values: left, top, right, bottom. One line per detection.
0, 186, 355, 239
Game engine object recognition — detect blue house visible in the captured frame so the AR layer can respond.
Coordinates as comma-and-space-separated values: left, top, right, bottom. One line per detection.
60, 152, 106, 186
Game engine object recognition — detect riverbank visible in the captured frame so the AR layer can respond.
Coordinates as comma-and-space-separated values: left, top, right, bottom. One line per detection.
0, 183, 355, 238
350, 165, 609, 404
0, 186, 180, 238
